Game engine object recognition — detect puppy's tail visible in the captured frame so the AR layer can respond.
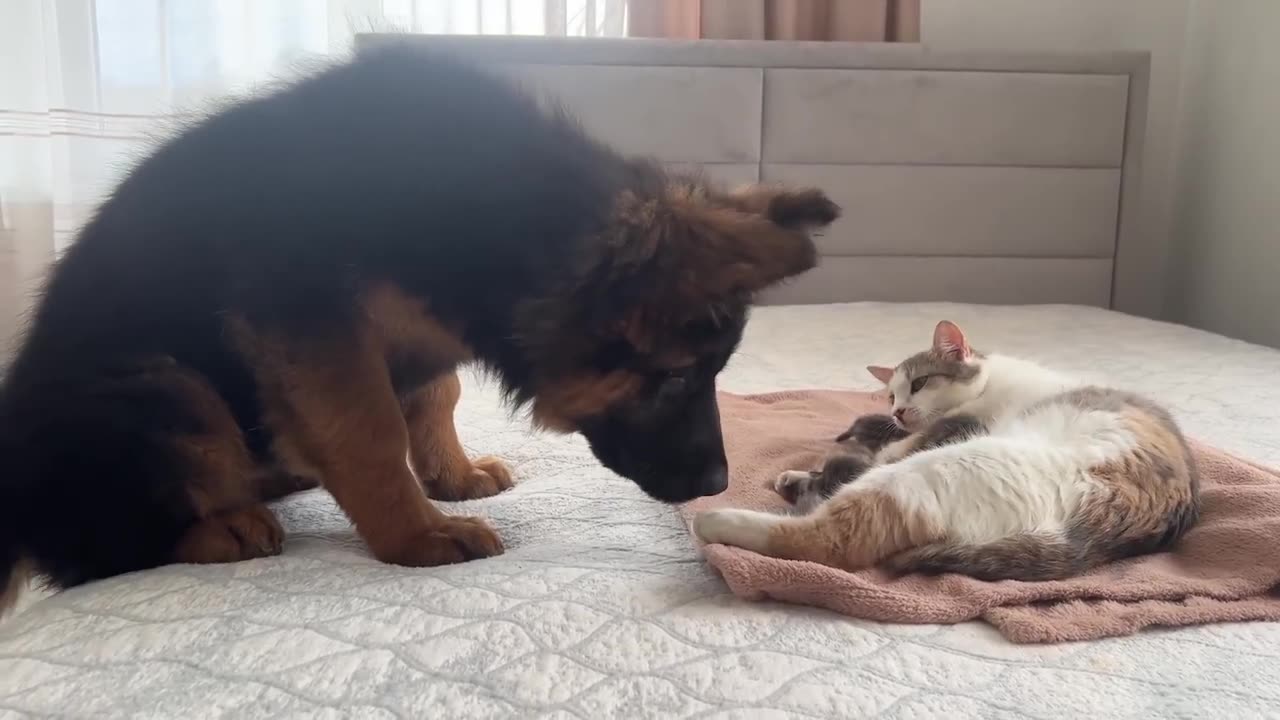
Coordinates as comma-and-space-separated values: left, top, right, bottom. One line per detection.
0, 405, 30, 617
0, 478, 29, 617
0, 531, 28, 619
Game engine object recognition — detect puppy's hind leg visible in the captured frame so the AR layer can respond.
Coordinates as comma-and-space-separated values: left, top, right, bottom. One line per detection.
157, 366, 288, 564
12, 360, 285, 589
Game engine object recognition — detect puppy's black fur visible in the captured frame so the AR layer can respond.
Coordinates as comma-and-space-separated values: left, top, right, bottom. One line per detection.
0, 45, 838, 602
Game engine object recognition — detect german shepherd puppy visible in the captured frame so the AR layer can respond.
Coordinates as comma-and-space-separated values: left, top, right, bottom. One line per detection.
0, 45, 837, 612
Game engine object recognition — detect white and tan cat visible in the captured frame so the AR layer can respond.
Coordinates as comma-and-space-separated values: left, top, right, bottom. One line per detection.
693, 321, 1200, 581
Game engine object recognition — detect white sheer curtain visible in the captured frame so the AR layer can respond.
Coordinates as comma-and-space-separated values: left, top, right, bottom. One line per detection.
0, 0, 627, 340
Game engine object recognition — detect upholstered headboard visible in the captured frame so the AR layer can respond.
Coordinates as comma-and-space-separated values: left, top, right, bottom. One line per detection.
357, 34, 1150, 310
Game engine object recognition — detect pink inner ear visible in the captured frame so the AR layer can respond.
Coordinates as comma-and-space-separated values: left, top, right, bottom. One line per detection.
866, 365, 895, 384
932, 321, 971, 359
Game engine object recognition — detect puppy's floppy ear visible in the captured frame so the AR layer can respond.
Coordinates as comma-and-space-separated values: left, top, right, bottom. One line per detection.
673, 201, 820, 296
727, 185, 842, 231
661, 185, 839, 298
579, 184, 836, 339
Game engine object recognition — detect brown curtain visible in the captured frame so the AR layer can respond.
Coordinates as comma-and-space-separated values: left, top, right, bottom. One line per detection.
628, 0, 920, 41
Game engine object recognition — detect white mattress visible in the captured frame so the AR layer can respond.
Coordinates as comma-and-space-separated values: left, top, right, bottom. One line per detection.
3, 303, 1280, 719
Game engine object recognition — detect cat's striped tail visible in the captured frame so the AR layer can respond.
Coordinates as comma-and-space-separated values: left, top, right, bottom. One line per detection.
886, 535, 1092, 582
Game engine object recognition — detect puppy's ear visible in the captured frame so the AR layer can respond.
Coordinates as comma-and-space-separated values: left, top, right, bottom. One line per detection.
579, 185, 835, 340
728, 185, 842, 231
673, 200, 821, 296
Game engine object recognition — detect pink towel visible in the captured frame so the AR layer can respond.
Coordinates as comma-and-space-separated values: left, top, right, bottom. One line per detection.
682, 390, 1280, 643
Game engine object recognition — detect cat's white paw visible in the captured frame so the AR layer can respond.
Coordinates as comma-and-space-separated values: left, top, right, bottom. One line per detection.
693, 509, 777, 553
777, 470, 847, 515
774, 470, 812, 491
772, 470, 817, 506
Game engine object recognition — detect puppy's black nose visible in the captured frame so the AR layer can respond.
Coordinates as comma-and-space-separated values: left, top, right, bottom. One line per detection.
695, 465, 729, 497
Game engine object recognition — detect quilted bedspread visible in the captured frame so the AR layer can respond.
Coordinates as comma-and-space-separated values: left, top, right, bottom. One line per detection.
3, 303, 1280, 719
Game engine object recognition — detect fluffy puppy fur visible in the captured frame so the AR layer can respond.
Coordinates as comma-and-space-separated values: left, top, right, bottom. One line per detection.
0, 45, 838, 612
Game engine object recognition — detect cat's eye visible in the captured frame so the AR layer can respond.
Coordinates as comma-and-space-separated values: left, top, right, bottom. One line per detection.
888, 392, 895, 405
910, 376, 930, 394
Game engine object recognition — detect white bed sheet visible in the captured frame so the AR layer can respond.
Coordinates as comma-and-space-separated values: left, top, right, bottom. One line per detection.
3, 303, 1279, 719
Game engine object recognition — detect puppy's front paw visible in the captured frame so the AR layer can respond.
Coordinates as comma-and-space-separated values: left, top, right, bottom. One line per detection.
381, 516, 504, 567
426, 456, 514, 501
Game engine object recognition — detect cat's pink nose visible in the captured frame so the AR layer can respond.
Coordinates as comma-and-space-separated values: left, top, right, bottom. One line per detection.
893, 408, 907, 422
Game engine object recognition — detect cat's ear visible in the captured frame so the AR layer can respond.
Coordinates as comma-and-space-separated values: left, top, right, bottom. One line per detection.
932, 320, 972, 360
866, 365, 895, 384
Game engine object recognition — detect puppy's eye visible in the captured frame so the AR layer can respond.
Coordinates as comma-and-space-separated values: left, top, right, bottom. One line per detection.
593, 339, 636, 372
910, 376, 929, 394
657, 373, 688, 400
681, 316, 718, 342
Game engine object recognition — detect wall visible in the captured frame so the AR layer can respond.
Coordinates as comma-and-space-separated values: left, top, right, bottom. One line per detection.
921, 0, 1192, 320
1165, 0, 1280, 348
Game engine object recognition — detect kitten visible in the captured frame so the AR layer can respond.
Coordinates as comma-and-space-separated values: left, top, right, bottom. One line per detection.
695, 321, 1201, 581
778, 408, 912, 513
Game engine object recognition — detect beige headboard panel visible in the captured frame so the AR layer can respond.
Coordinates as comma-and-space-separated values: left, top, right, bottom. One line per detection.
357, 35, 1151, 310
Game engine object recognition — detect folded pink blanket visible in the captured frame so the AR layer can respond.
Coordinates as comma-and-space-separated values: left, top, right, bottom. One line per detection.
682, 390, 1280, 643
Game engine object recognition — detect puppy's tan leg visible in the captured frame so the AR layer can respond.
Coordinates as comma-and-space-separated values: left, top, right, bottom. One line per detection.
693, 486, 942, 571
239, 327, 502, 567
404, 372, 513, 501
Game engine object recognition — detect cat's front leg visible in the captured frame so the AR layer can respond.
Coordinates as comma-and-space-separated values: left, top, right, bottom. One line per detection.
875, 414, 987, 464
915, 414, 987, 452
875, 436, 917, 464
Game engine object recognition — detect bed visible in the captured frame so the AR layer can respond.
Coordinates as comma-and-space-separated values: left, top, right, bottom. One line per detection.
3, 38, 1280, 719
